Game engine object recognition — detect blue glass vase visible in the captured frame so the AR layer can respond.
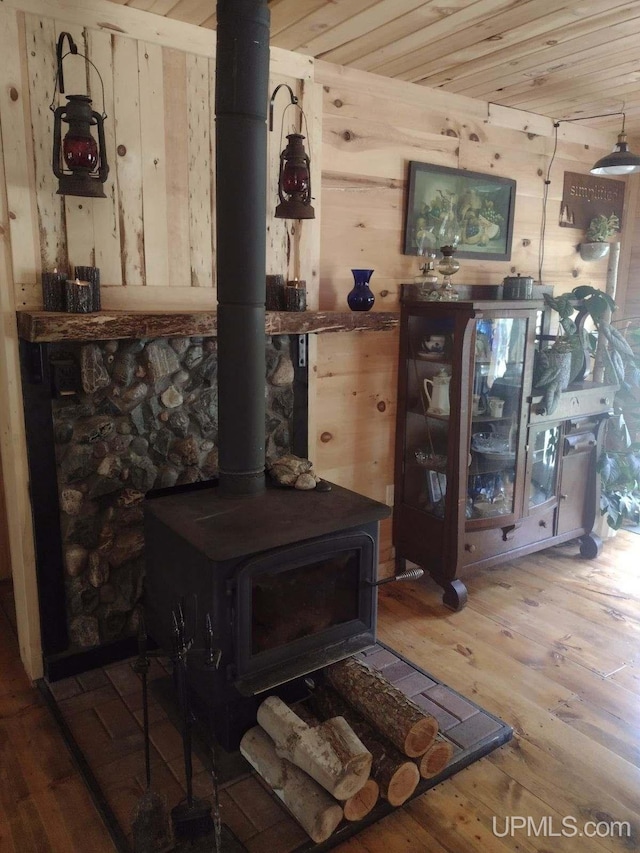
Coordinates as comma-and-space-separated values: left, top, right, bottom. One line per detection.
347, 268, 375, 312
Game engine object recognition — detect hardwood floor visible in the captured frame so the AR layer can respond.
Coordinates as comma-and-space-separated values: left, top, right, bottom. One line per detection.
1, 531, 639, 852
0, 583, 117, 852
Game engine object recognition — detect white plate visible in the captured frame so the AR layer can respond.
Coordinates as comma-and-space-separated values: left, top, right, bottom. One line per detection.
416, 351, 446, 360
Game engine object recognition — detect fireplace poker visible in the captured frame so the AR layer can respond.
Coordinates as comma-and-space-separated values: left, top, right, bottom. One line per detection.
131, 615, 172, 853
170, 605, 215, 842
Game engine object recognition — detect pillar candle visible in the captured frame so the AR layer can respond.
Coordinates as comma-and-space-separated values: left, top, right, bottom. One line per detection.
42, 269, 67, 311
266, 274, 286, 310
285, 279, 307, 312
74, 265, 100, 311
64, 279, 93, 313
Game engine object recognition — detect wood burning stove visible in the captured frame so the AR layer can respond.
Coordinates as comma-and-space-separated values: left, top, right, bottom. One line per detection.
141, 0, 392, 752
144, 481, 390, 748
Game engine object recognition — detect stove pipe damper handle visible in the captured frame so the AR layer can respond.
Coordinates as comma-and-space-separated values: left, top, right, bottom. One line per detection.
216, 0, 271, 497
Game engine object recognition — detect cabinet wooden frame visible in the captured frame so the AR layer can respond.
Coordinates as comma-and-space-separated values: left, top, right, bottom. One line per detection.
393, 296, 615, 611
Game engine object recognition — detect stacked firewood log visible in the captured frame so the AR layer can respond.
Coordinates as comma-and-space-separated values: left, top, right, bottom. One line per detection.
240, 657, 454, 844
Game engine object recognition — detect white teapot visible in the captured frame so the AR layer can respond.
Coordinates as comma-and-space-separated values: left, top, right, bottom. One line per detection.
424, 368, 451, 415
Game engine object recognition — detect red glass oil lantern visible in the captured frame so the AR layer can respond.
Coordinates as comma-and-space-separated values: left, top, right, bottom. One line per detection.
51, 33, 109, 198
269, 83, 315, 220
276, 132, 315, 220
53, 94, 108, 198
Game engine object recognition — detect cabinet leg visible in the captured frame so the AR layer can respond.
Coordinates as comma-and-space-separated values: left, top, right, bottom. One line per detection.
395, 557, 407, 574
442, 580, 468, 612
579, 533, 603, 559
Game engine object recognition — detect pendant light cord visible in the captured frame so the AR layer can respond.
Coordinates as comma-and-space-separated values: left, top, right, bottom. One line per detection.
539, 121, 559, 284
539, 107, 627, 283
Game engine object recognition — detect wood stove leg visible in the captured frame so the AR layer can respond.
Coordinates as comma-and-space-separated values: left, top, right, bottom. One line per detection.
579, 533, 603, 559
442, 579, 468, 611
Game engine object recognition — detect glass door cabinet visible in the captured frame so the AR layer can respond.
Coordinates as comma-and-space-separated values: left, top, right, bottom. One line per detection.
393, 296, 615, 610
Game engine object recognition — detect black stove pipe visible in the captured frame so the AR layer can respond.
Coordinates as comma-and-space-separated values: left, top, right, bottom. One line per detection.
215, 0, 270, 496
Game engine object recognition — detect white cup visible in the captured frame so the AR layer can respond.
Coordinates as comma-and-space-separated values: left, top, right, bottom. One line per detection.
488, 397, 505, 417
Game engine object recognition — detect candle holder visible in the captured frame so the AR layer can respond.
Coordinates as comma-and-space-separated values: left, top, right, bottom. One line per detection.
42, 269, 67, 311
64, 278, 93, 313
74, 265, 100, 310
285, 280, 307, 312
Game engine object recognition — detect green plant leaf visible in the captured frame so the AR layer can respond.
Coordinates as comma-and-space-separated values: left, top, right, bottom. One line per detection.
572, 285, 598, 299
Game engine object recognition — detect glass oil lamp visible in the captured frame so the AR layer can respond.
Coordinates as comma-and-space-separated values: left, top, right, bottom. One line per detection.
413, 228, 439, 295
428, 197, 461, 301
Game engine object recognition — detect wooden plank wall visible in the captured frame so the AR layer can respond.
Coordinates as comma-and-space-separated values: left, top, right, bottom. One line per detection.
311, 61, 639, 573
2, 9, 317, 311
621, 188, 640, 320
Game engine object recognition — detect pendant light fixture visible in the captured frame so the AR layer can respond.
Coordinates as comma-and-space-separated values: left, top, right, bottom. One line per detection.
554, 111, 640, 177
268, 83, 315, 220
50, 32, 110, 198
590, 113, 640, 176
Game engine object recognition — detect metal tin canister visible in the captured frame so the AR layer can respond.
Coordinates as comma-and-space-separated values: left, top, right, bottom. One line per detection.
503, 274, 534, 299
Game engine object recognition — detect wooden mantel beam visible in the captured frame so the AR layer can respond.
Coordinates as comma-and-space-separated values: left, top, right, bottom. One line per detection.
16, 309, 400, 343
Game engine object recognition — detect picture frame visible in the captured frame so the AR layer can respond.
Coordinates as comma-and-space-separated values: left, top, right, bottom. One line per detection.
404, 162, 516, 261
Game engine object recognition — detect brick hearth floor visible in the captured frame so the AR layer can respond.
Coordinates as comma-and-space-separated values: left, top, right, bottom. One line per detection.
43, 645, 511, 853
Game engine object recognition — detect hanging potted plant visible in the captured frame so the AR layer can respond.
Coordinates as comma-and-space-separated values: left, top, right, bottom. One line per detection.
578, 213, 619, 261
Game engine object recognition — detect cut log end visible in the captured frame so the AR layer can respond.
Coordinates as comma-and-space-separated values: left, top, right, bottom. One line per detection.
257, 696, 372, 800
386, 761, 420, 807
240, 726, 344, 844
404, 717, 439, 758
419, 739, 454, 779
311, 804, 344, 844
342, 778, 379, 821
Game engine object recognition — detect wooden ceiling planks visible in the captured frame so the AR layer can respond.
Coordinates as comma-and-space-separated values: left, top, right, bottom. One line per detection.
112, 0, 640, 137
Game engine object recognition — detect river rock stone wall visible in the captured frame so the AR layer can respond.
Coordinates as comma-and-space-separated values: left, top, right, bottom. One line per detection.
51, 334, 295, 649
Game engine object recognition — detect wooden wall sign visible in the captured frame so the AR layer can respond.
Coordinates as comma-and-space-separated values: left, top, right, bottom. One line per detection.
560, 171, 625, 230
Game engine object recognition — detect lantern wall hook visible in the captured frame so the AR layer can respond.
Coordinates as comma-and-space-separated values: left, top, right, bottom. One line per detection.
55, 32, 78, 95
50, 31, 110, 199
269, 83, 315, 220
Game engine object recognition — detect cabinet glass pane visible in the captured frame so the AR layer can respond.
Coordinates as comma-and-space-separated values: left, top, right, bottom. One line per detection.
530, 426, 560, 508
468, 317, 526, 519
403, 315, 454, 517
